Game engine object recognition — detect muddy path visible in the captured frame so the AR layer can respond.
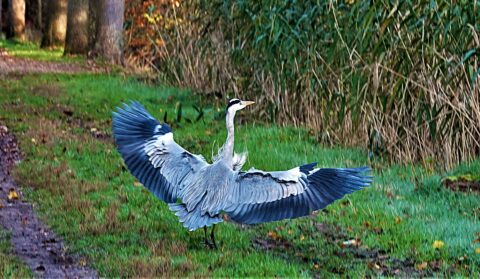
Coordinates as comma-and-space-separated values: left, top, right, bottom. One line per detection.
0, 125, 98, 278
0, 48, 105, 74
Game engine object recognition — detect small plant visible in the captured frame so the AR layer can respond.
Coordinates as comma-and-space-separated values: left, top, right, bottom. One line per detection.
162, 102, 205, 126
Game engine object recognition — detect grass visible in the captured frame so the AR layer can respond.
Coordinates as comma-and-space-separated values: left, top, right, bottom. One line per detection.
0, 39, 80, 62
0, 41, 479, 277
0, 230, 31, 277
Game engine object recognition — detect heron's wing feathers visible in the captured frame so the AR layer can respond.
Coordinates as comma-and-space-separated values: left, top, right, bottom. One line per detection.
231, 165, 311, 204
225, 166, 372, 224
112, 102, 208, 203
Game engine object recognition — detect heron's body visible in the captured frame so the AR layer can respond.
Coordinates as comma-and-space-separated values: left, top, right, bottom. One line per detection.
113, 100, 372, 246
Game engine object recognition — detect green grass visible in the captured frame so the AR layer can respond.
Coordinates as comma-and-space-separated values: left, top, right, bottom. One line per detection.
0, 39, 80, 62
0, 38, 478, 278
0, 230, 31, 277
0, 72, 479, 277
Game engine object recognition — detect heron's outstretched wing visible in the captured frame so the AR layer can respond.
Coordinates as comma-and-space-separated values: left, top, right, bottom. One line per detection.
112, 102, 208, 203
225, 165, 371, 224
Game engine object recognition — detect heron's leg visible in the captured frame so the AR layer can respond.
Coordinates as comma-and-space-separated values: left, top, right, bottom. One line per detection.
203, 226, 211, 247
210, 224, 217, 249
203, 226, 215, 249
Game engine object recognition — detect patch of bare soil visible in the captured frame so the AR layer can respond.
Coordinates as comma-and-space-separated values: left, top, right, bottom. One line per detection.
252, 221, 432, 277
443, 178, 480, 193
0, 125, 98, 278
0, 48, 104, 74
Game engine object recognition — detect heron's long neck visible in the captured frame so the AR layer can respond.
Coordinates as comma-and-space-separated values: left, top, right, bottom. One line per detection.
222, 110, 235, 167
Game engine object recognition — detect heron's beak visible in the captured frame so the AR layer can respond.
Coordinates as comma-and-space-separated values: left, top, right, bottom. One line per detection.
242, 101, 255, 106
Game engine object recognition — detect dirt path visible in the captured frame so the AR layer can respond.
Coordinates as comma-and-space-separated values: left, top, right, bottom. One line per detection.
0, 49, 99, 278
0, 125, 98, 278
0, 48, 103, 74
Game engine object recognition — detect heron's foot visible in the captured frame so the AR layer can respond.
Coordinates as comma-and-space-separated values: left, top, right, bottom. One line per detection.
203, 238, 215, 249
210, 237, 217, 249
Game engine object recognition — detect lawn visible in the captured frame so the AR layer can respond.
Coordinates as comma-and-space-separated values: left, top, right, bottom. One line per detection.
0, 41, 479, 277
0, 39, 75, 62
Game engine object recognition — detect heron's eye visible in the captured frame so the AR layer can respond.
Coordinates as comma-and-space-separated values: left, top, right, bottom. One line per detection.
226, 99, 241, 110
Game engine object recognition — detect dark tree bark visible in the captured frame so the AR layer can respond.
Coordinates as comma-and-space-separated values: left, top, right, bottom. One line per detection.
41, 0, 67, 48
36, 0, 42, 28
7, 0, 26, 41
87, 0, 98, 51
0, 0, 3, 35
92, 0, 124, 64
64, 0, 88, 54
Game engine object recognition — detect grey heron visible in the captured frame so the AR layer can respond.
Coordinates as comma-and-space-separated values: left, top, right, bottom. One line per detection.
112, 99, 372, 248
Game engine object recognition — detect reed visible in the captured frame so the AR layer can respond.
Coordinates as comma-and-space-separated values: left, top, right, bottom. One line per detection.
133, 0, 480, 168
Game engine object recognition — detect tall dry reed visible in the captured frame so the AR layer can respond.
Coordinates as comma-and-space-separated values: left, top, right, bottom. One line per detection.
134, 0, 480, 168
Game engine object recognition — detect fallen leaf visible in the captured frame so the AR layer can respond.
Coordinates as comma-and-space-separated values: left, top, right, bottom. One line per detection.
367, 261, 381, 270
342, 239, 359, 247
417, 262, 428, 270
8, 189, 19, 200
432, 240, 445, 249
300, 235, 305, 241
394, 216, 402, 224
31, 138, 37, 144
385, 190, 394, 199
313, 264, 320, 269
475, 247, 480, 254
90, 127, 98, 132
133, 181, 142, 187
267, 231, 279, 240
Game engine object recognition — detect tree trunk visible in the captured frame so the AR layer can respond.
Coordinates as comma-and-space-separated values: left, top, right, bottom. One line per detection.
64, 0, 88, 54
37, 0, 42, 28
87, 0, 98, 51
0, 0, 3, 36
41, 0, 67, 48
8, 0, 26, 41
93, 0, 124, 64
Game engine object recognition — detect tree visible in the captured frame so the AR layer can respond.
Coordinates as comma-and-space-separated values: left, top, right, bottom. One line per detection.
87, 0, 98, 50
0, 0, 3, 36
92, 0, 124, 64
36, 0, 42, 29
8, 0, 26, 41
41, 0, 67, 48
64, 0, 88, 54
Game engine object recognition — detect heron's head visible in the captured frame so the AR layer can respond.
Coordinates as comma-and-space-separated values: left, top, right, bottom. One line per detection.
226, 98, 255, 113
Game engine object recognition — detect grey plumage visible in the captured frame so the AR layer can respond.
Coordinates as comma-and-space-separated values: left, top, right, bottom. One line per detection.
112, 100, 372, 234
